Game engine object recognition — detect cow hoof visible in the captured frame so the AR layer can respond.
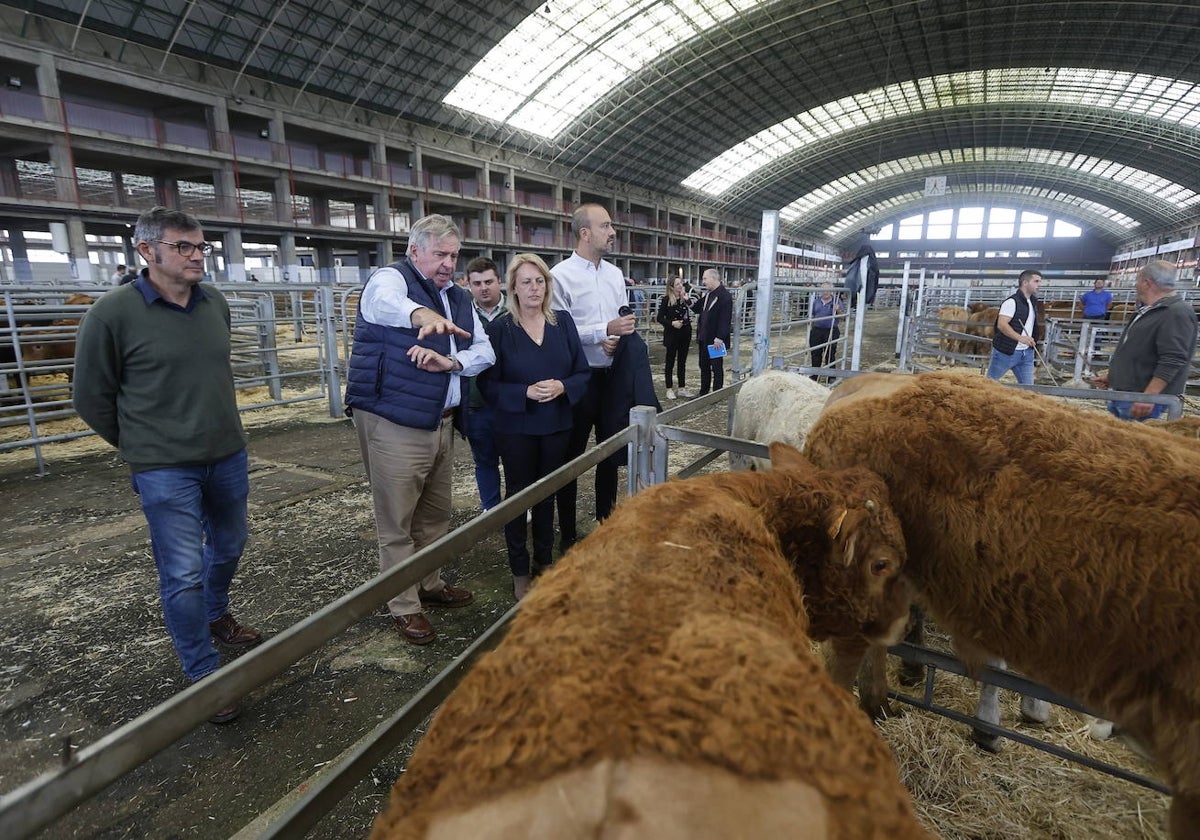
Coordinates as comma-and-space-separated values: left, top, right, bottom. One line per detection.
1020, 697, 1051, 725
972, 729, 1003, 754
898, 664, 926, 687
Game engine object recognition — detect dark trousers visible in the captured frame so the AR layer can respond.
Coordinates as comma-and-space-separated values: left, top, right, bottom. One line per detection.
496, 429, 570, 576
809, 326, 840, 368
556, 369, 617, 546
697, 344, 724, 395
664, 340, 689, 388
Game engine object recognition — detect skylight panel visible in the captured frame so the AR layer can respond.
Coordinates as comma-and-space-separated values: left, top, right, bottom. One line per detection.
779, 147, 1185, 230
684, 67, 1200, 197
444, 0, 765, 138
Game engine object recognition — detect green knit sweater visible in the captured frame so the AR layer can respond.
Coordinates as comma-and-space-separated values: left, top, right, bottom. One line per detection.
73, 282, 246, 472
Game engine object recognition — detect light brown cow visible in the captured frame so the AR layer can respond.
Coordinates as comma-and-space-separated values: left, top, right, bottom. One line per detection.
806, 371, 1200, 839
370, 448, 929, 840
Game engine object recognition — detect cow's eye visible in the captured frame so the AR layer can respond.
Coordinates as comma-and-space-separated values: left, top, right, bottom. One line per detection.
871, 559, 891, 576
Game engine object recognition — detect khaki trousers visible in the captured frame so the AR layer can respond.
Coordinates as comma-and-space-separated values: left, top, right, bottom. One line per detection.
353, 409, 454, 617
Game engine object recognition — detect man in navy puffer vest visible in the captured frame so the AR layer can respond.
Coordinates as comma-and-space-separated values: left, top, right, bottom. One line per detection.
346, 215, 495, 645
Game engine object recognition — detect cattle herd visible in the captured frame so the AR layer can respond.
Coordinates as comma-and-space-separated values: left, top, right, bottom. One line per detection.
370, 369, 1199, 840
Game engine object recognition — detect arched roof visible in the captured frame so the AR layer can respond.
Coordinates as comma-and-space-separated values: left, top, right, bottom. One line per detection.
12, 0, 1200, 247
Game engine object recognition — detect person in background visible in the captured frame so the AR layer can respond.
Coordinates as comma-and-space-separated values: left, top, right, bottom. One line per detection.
479, 254, 589, 600
464, 256, 506, 512
109, 263, 127, 285
344, 214, 494, 646
1092, 259, 1198, 421
808, 283, 843, 373
1081, 278, 1113, 320
693, 268, 732, 396
73, 206, 260, 724
986, 269, 1041, 385
656, 276, 693, 399
625, 276, 646, 318
551, 203, 637, 550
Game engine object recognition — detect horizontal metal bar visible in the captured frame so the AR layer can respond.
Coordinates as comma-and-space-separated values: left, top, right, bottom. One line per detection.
258, 608, 518, 839
884, 643, 1170, 795
0, 427, 633, 839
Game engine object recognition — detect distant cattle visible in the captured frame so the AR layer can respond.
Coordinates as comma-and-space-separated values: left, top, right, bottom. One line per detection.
934, 305, 971, 363
21, 294, 95, 380
370, 449, 928, 840
806, 372, 1200, 839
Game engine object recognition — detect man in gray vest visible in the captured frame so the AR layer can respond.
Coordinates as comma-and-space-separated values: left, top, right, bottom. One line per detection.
345, 215, 495, 644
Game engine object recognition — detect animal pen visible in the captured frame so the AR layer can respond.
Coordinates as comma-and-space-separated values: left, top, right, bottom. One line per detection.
0, 214, 1180, 837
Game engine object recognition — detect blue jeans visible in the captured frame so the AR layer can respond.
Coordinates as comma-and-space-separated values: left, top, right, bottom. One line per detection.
131, 449, 250, 681
466, 405, 502, 510
1107, 400, 1167, 422
986, 346, 1034, 385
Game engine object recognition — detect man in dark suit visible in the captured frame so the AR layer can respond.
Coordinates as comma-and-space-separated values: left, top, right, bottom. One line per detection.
693, 268, 733, 396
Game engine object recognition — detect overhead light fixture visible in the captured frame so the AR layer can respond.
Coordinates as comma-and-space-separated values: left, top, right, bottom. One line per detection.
233, 96, 244, 105
6, 76, 21, 89
259, 128, 270, 139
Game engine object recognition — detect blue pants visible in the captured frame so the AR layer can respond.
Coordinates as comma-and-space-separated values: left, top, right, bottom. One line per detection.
1107, 400, 1167, 422
986, 346, 1034, 385
466, 405, 501, 510
131, 449, 250, 681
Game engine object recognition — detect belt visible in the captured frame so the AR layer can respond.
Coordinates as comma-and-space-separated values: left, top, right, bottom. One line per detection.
441, 408, 455, 419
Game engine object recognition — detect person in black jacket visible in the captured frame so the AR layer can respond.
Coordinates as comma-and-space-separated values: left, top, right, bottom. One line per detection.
693, 268, 733, 396
655, 276, 693, 399
478, 254, 590, 600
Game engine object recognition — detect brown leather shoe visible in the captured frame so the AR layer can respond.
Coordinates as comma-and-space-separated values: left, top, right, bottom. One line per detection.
393, 612, 435, 645
210, 613, 263, 649
209, 702, 240, 724
418, 584, 474, 609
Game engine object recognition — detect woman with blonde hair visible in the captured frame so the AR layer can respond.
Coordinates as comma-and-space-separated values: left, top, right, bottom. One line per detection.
655, 275, 693, 398
478, 254, 590, 599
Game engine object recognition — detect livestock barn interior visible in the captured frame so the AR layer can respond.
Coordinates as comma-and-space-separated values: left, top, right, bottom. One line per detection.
1, 1, 1199, 838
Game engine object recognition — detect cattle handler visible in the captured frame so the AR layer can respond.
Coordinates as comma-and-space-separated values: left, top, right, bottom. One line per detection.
74, 206, 261, 724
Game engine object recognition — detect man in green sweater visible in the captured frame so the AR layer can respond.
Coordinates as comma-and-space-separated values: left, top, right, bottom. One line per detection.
74, 206, 261, 724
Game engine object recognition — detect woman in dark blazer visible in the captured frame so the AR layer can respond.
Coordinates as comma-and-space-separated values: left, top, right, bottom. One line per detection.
478, 254, 590, 600
655, 276, 693, 399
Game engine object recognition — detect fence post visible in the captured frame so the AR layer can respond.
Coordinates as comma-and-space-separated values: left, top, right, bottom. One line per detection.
257, 295, 282, 400
751, 210, 779, 376
629, 405, 656, 495
319, 285, 344, 418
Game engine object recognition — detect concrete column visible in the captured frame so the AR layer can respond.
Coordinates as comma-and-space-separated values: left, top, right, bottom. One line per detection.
7, 224, 34, 283
66, 216, 91, 282
35, 54, 61, 124
315, 243, 334, 282
154, 174, 180, 209
214, 164, 238, 217
0, 158, 19, 201
411, 145, 425, 217
224, 228, 246, 282
279, 231, 300, 283
356, 245, 373, 277
312, 195, 330, 227
376, 239, 393, 267
373, 188, 391, 234
209, 99, 231, 152
355, 202, 370, 230
371, 136, 388, 181
269, 111, 286, 163
274, 173, 293, 223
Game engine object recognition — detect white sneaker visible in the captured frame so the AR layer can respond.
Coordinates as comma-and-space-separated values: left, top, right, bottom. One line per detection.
666, 388, 676, 400
677, 388, 695, 398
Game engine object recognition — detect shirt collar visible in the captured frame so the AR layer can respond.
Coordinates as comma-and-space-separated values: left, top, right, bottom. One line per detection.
133, 275, 208, 308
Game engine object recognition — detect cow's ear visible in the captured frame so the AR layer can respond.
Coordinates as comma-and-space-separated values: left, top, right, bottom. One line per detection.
769, 442, 809, 471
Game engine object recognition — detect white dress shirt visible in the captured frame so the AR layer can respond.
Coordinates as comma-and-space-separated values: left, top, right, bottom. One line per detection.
550, 251, 627, 369
359, 264, 495, 409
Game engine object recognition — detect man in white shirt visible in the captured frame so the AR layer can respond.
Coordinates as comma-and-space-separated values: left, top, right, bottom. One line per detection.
551, 204, 636, 550
986, 270, 1041, 385
345, 215, 495, 645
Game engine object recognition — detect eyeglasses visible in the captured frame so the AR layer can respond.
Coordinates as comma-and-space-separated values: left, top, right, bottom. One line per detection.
154, 239, 213, 257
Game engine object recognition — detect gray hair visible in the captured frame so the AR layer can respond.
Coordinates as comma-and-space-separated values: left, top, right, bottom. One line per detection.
408, 214, 461, 252
134, 206, 201, 245
1140, 259, 1178, 290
